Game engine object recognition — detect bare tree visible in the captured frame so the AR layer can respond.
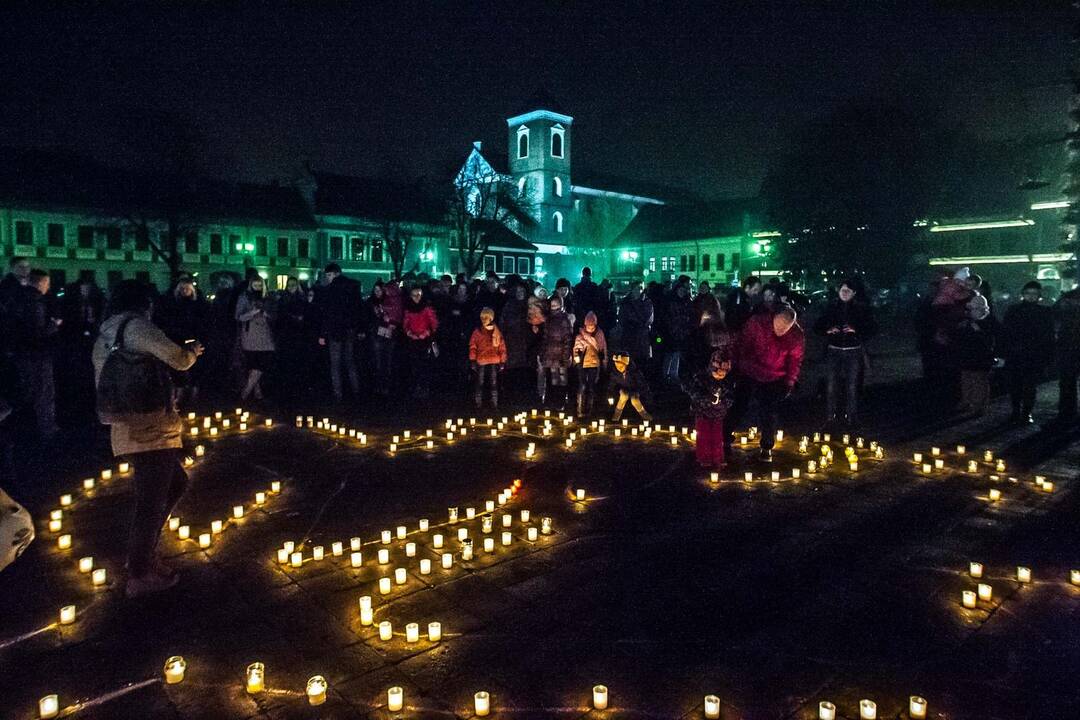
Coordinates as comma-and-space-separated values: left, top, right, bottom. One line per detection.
448, 158, 535, 277
382, 220, 416, 278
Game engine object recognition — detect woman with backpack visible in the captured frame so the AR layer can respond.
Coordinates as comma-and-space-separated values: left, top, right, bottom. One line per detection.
93, 280, 203, 598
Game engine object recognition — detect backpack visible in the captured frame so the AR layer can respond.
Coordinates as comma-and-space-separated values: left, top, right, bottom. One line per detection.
96, 314, 173, 424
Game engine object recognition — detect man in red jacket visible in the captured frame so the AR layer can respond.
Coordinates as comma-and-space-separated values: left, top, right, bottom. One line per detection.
733, 305, 805, 461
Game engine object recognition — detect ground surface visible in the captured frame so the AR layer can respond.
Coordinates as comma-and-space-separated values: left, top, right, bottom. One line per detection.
2, 352, 1079, 720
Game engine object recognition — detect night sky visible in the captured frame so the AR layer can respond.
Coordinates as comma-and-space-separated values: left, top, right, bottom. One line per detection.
0, 2, 1072, 199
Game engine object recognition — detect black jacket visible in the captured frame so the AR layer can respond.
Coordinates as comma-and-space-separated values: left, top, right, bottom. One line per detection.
317, 276, 362, 340
813, 299, 878, 349
1001, 301, 1054, 367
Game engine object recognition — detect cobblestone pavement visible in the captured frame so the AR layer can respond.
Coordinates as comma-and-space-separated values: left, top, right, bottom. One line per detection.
1, 376, 1078, 720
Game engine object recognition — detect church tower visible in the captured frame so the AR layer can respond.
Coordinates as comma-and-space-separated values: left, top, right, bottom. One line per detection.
507, 95, 573, 248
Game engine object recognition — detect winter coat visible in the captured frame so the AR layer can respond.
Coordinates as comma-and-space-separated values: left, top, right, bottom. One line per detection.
92, 313, 198, 456
539, 311, 573, 366
318, 275, 361, 341
500, 298, 530, 369
954, 317, 999, 372
1001, 301, 1054, 368
382, 283, 404, 326
736, 312, 806, 387
403, 301, 438, 340
469, 325, 507, 366
683, 370, 735, 421
607, 360, 649, 397
614, 293, 653, 360
812, 299, 878, 349
573, 326, 608, 369
1055, 288, 1080, 356
663, 294, 694, 351
235, 293, 276, 352
7, 285, 58, 353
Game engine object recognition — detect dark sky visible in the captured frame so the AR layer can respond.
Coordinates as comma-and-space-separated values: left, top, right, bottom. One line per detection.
0, 1, 1072, 199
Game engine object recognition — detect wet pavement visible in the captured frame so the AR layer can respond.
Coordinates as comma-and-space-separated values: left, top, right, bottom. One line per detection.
1, 383, 1079, 720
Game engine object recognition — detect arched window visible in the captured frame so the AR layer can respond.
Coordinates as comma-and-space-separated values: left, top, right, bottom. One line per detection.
550, 124, 565, 158
553, 176, 563, 197
517, 126, 529, 159
553, 211, 564, 233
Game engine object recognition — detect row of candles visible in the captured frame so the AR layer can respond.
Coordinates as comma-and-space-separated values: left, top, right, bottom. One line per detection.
186, 408, 270, 438
961, 563, 1080, 608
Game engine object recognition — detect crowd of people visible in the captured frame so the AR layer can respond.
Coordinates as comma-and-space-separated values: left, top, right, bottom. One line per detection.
5, 251, 1080, 593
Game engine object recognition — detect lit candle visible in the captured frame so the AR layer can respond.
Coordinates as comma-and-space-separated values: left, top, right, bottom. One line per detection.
265, 418, 273, 428
433, 534, 444, 549
83, 477, 95, 490
502, 531, 512, 546
59, 604, 76, 625
255, 491, 266, 505
482, 516, 493, 534
389, 443, 397, 453
984, 450, 993, 462
1042, 481, 1054, 493
502, 514, 512, 528
306, 675, 327, 706
934, 459, 944, 470
909, 696, 927, 719
462, 541, 474, 560
406, 622, 419, 643
968, 461, 978, 473
232, 505, 244, 519
541, 517, 552, 534
60, 494, 72, 507
57, 534, 71, 550
270, 480, 281, 493
381, 530, 392, 544
458, 528, 469, 542
520, 510, 531, 523
527, 527, 539, 541
39, 694, 59, 719
396, 525, 407, 540
164, 655, 186, 684
76, 556, 93, 574
1017, 566, 1031, 583
284, 541, 296, 554
331, 542, 343, 556
119, 461, 130, 473
388, 686, 404, 712
744, 472, 753, 482
427, 440, 434, 449
771, 471, 781, 481
442, 553, 453, 569
420, 558, 432, 575
792, 468, 801, 479
593, 685, 608, 710
277, 548, 289, 564
211, 520, 223, 534
394, 567, 407, 585
483, 537, 495, 553
449, 507, 459, 523
419, 519, 429, 532
475, 690, 491, 716
978, 583, 992, 601
931, 447, 940, 456
406, 542, 416, 557
818, 701, 836, 720
1071, 569, 1080, 585
859, 699, 876, 719
922, 463, 932, 474
428, 621, 442, 642
290, 551, 302, 568
969, 562, 983, 578
996, 459, 1006, 472
379, 621, 393, 641
351, 552, 364, 568
378, 549, 390, 565
962, 590, 977, 608
246, 662, 265, 693
48, 518, 62, 532
704, 694, 721, 719
956, 444, 966, 454
199, 533, 211, 549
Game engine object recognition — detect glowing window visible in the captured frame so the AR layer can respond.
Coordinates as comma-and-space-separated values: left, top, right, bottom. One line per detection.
517, 126, 529, 159
518, 177, 526, 194
553, 177, 563, 197
553, 211, 564, 233
551, 124, 564, 158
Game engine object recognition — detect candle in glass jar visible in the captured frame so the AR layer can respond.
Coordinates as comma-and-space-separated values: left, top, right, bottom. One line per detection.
420, 558, 432, 575
119, 461, 130, 473
60, 494, 72, 507
48, 518, 62, 533
934, 459, 944, 470
379, 621, 393, 640
520, 510, 531, 523
962, 590, 977, 608
1017, 566, 1031, 583
501, 531, 512, 546
351, 552, 364, 568
541, 517, 552, 534
970, 562, 983, 578
199, 533, 211, 549
419, 518, 429, 532
59, 604, 76, 625
388, 686, 404, 712
428, 621, 442, 641
978, 583, 992, 601
246, 662, 265, 693
232, 505, 244, 519
462, 541, 474, 560
396, 526, 407, 540
474, 691, 491, 716
378, 576, 390, 595
704, 694, 721, 719
1071, 569, 1080, 586
527, 527, 538, 541
482, 516, 493, 534
502, 514, 512, 528
57, 534, 71, 550
290, 551, 302, 567
270, 480, 281, 493
442, 553, 453, 569
211, 520, 223, 534
39, 694, 59, 719
931, 447, 940, 456
164, 655, 186, 684
306, 675, 327, 705
378, 549, 390, 565
458, 527, 469, 542
405, 622, 419, 643
405, 542, 416, 557
818, 701, 836, 720
433, 533, 444, 549
78, 556, 93, 573
483, 537, 495, 553
255, 492, 266, 506
394, 567, 407, 585
922, 463, 932, 474
83, 477, 95, 490
593, 685, 608, 710
909, 696, 927, 719
859, 699, 876, 719
277, 548, 289, 564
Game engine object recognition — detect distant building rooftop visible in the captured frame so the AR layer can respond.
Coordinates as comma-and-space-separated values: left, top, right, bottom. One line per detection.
615, 197, 765, 245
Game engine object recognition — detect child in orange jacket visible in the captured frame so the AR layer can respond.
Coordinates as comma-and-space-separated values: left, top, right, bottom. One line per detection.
469, 307, 507, 409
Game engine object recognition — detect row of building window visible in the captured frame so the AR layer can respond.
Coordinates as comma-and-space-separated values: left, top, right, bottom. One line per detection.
516, 124, 565, 160
11, 220, 312, 258
648, 253, 741, 273
517, 175, 564, 200
482, 254, 533, 276
326, 236, 386, 263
